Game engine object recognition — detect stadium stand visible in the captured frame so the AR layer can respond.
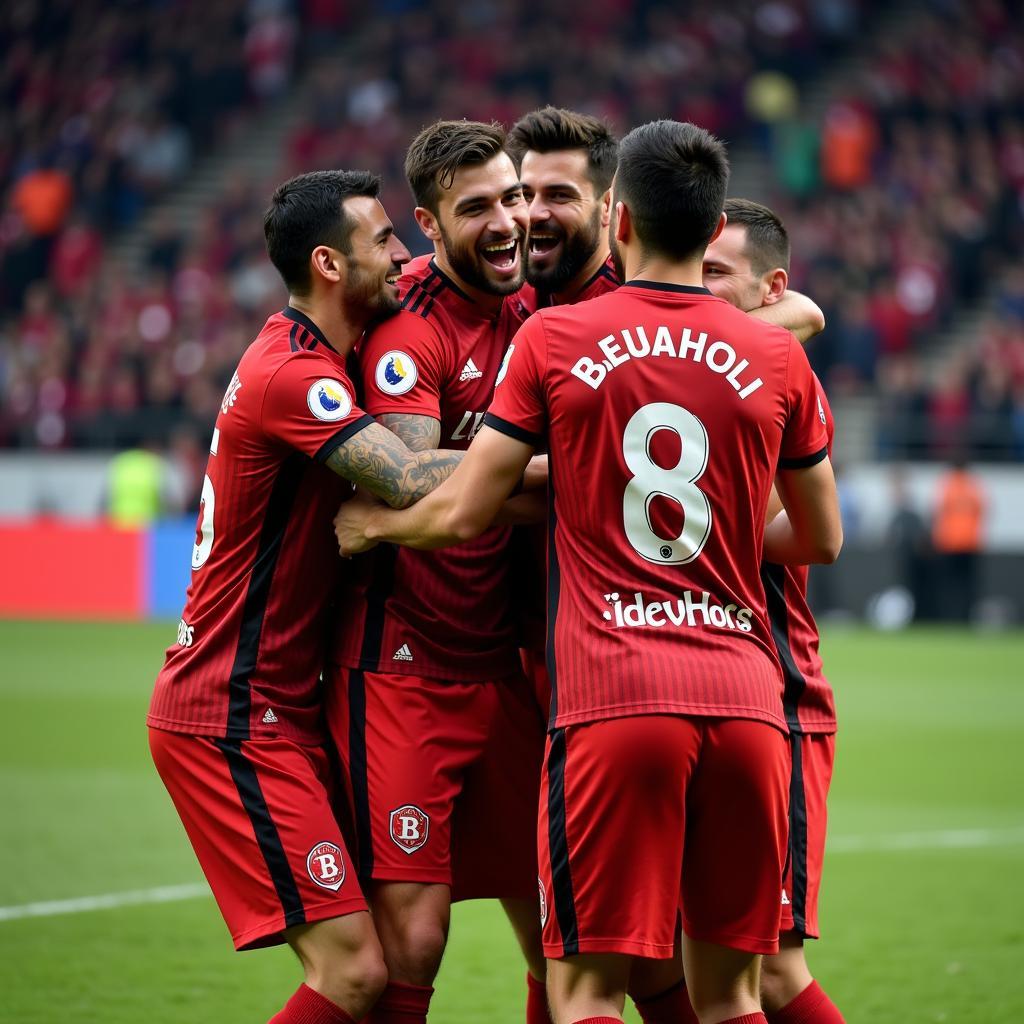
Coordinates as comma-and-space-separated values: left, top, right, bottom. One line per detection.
1, 0, 1021, 461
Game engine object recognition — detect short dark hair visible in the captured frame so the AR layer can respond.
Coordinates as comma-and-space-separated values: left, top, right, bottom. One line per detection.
404, 119, 508, 213
263, 169, 380, 295
723, 197, 790, 274
507, 106, 619, 193
615, 120, 729, 262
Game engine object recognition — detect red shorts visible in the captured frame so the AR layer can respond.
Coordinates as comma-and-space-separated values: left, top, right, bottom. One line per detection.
780, 732, 835, 940
539, 715, 789, 959
149, 728, 366, 951
520, 647, 552, 720
326, 668, 545, 902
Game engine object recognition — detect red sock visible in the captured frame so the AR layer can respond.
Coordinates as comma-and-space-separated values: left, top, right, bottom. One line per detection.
365, 982, 433, 1024
268, 984, 356, 1024
526, 972, 550, 1024
632, 979, 699, 1024
717, 1015, 768, 1024
767, 980, 845, 1024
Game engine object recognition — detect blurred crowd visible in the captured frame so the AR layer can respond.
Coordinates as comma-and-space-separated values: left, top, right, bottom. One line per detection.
1, 0, 1022, 462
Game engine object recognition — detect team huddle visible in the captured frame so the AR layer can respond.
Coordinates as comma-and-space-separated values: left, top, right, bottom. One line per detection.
147, 109, 845, 1024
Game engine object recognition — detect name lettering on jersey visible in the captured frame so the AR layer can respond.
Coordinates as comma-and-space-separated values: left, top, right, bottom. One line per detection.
451, 410, 485, 441
375, 350, 418, 395
221, 371, 242, 414
601, 590, 753, 632
571, 326, 763, 399
307, 378, 353, 421
176, 619, 195, 648
460, 358, 483, 382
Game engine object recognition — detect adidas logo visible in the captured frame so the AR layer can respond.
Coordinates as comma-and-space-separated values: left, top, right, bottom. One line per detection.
393, 643, 414, 662
262, 708, 279, 724
459, 358, 483, 382
781, 888, 791, 906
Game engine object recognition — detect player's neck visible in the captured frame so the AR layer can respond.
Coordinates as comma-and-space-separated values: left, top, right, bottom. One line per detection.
287, 295, 363, 356
624, 251, 704, 290
433, 250, 508, 317
551, 244, 612, 305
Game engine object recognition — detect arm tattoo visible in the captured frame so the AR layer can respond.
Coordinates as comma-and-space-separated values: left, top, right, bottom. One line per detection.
325, 423, 463, 509
378, 413, 441, 452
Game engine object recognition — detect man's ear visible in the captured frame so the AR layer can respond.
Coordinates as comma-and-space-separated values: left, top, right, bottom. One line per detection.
310, 245, 344, 286
614, 201, 630, 244
761, 267, 789, 305
414, 206, 441, 241
599, 188, 612, 228
708, 210, 727, 245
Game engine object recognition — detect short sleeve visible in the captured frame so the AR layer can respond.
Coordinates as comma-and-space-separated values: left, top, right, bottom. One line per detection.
357, 311, 448, 419
779, 339, 829, 469
484, 313, 547, 446
261, 353, 374, 463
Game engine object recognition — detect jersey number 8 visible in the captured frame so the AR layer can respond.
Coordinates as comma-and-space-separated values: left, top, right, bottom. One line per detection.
622, 402, 711, 565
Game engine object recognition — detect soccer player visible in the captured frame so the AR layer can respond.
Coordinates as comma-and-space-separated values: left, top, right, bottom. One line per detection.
147, 170, 469, 1024
324, 121, 547, 1024
508, 108, 830, 1024
703, 198, 845, 1024
333, 120, 842, 1024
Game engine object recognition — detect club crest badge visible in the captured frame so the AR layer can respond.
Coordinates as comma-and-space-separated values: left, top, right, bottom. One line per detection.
306, 841, 346, 891
389, 804, 429, 854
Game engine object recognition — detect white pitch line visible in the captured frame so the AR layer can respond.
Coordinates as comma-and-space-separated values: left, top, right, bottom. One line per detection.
0, 882, 210, 922
1, 827, 1023, 924
828, 825, 1024, 854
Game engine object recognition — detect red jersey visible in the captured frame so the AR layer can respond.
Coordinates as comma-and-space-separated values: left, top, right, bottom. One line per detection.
512, 256, 621, 651
486, 281, 828, 731
148, 308, 373, 743
331, 255, 532, 679
762, 376, 837, 733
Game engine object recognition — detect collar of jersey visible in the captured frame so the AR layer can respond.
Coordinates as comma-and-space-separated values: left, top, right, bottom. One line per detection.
428, 257, 505, 320
281, 306, 338, 351
624, 280, 712, 296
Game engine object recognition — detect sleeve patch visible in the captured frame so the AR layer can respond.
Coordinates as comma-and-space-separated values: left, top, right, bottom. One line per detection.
374, 351, 418, 395
494, 344, 515, 387
307, 379, 353, 421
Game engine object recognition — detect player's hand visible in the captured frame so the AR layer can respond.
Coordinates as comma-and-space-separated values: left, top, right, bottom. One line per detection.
334, 494, 381, 557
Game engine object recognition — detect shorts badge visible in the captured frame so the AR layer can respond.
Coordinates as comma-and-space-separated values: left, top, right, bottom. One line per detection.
307, 841, 346, 891
389, 804, 429, 854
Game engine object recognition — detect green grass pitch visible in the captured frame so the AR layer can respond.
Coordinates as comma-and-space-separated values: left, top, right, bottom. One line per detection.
1, 620, 1022, 1022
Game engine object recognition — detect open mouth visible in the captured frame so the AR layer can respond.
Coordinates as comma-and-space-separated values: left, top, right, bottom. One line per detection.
385, 273, 401, 285
529, 232, 562, 258
480, 237, 519, 272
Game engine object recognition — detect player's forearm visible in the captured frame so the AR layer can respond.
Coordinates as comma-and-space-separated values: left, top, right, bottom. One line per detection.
362, 485, 483, 549
493, 489, 547, 526
751, 291, 825, 343
763, 509, 842, 565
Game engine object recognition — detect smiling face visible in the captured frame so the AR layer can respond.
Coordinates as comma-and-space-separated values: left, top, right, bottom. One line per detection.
340, 195, 411, 318
701, 223, 769, 312
521, 148, 607, 293
428, 152, 528, 297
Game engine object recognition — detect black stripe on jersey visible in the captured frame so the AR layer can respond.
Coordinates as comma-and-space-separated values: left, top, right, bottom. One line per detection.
314, 414, 376, 464
761, 562, 806, 733
547, 728, 579, 955
299, 327, 317, 350
346, 669, 374, 883
283, 306, 335, 352
225, 454, 306, 739
779, 446, 828, 470
482, 413, 543, 448
787, 732, 810, 936
545, 477, 560, 728
402, 271, 445, 320
289, 322, 301, 352
215, 738, 307, 929
357, 543, 397, 670
429, 257, 475, 304
623, 280, 711, 295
